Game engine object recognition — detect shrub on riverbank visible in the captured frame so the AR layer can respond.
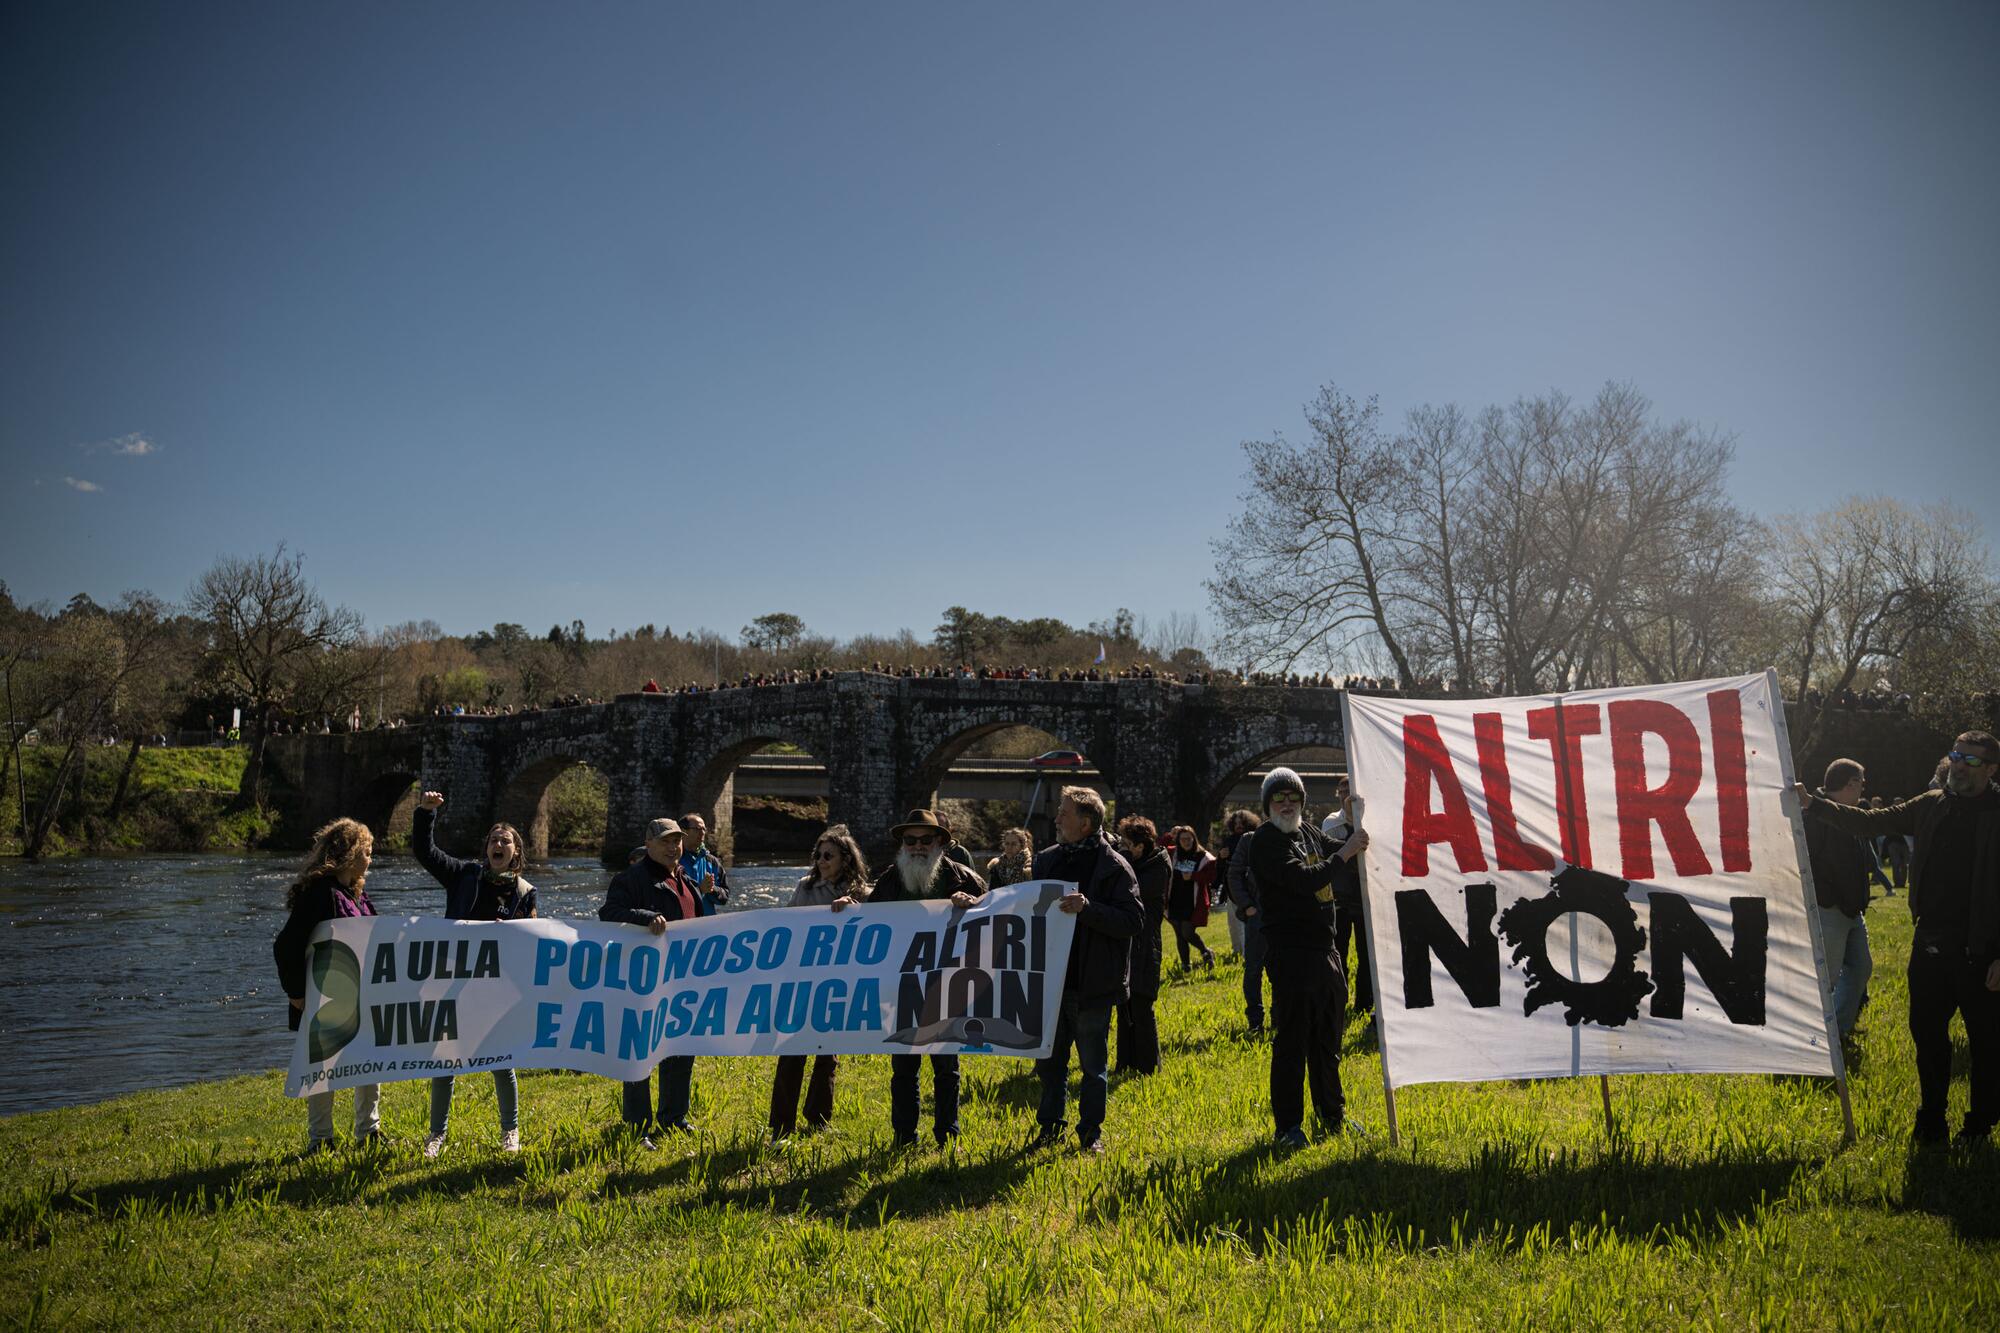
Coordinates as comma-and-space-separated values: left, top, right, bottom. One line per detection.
1, 902, 1995, 1328
1, 746, 275, 857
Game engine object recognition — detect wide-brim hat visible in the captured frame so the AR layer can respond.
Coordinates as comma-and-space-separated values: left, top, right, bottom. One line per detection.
890, 809, 952, 840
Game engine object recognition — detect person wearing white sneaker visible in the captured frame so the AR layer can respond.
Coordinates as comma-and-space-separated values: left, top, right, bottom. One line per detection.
412, 791, 538, 1157
274, 818, 383, 1152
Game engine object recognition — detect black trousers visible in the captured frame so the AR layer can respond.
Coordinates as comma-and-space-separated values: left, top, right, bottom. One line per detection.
1908, 941, 2000, 1137
1334, 890, 1374, 1014
1265, 944, 1347, 1132
1115, 994, 1159, 1074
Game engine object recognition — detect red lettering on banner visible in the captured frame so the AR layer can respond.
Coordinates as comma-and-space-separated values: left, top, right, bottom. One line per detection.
1401, 715, 1487, 875
1474, 712, 1554, 871
1526, 704, 1600, 868
1707, 689, 1752, 872
1608, 700, 1712, 879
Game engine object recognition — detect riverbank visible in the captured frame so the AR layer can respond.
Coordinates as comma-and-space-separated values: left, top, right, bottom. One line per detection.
0, 746, 274, 857
3, 902, 1995, 1328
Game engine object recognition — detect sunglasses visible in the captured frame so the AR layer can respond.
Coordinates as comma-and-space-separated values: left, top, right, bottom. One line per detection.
1949, 749, 1992, 769
814, 848, 841, 861
902, 835, 941, 848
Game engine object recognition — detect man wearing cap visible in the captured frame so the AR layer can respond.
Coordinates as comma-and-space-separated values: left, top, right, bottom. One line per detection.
1250, 767, 1370, 1148
1028, 786, 1143, 1154
600, 817, 712, 1143
870, 808, 988, 1146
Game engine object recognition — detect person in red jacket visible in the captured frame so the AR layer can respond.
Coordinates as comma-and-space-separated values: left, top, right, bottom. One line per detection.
1166, 826, 1216, 974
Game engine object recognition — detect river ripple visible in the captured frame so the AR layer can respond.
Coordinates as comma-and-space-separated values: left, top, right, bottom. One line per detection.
0, 853, 810, 1118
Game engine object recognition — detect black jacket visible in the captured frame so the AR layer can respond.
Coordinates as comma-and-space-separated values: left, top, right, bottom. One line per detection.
1127, 846, 1170, 1000
1806, 786, 2000, 962
1249, 819, 1342, 953
599, 855, 708, 928
870, 857, 989, 903
273, 876, 376, 1030
412, 806, 537, 921
1803, 796, 1873, 917
1033, 832, 1143, 1007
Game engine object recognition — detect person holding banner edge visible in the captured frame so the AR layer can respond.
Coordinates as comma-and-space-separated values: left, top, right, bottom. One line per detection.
1250, 766, 1369, 1148
273, 817, 384, 1154
1800, 761, 1874, 1054
411, 792, 537, 1158
600, 817, 711, 1145
1798, 731, 2000, 1146
1028, 786, 1143, 1154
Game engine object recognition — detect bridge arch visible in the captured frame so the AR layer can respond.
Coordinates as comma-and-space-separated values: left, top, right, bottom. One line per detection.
682, 717, 834, 861
494, 735, 619, 861
1197, 707, 1348, 834
355, 768, 421, 845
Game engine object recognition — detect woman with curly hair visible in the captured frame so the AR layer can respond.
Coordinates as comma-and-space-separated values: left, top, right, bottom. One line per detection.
1166, 825, 1216, 974
984, 827, 1036, 889
769, 825, 872, 1137
273, 817, 383, 1154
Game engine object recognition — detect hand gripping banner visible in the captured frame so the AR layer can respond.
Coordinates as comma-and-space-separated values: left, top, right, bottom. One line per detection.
1343, 672, 1842, 1091
288, 881, 1078, 1096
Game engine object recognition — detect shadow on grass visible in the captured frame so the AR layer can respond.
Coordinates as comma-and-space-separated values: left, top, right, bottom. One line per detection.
1897, 1143, 2000, 1241
1086, 1136, 1824, 1255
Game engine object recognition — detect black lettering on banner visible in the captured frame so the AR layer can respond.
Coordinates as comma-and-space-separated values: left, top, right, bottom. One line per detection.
1648, 892, 1767, 1024
1396, 883, 1501, 1009
1496, 866, 1652, 1027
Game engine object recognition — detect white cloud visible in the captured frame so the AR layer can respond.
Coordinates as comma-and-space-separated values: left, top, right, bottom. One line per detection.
63, 476, 102, 493
75, 432, 159, 456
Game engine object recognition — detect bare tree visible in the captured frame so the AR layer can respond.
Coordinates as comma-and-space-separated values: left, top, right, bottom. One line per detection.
188, 546, 373, 805
1209, 386, 1417, 682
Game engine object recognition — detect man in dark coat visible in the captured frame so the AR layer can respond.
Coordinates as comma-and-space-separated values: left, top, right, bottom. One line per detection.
1800, 731, 2000, 1144
1250, 767, 1369, 1147
600, 817, 711, 1143
1803, 758, 1875, 1045
870, 808, 987, 1146
1114, 815, 1170, 1075
1029, 786, 1143, 1153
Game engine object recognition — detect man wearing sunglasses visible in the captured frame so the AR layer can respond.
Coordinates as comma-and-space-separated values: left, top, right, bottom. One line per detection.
869, 808, 987, 1147
1799, 731, 2000, 1145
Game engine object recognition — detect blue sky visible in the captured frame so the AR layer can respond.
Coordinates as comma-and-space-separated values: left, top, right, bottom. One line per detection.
4, 2, 1995, 645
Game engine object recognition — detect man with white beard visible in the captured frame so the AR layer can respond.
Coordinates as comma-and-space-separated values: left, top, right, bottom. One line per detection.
869, 808, 986, 1146
1249, 767, 1370, 1149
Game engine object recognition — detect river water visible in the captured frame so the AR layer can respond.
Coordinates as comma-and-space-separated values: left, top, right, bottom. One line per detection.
0, 853, 813, 1118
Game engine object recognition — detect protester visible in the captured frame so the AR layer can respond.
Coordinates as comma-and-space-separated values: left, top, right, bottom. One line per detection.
1166, 826, 1216, 974
1028, 787, 1142, 1153
601, 818, 710, 1144
273, 817, 383, 1154
679, 813, 730, 912
869, 809, 986, 1146
769, 825, 871, 1138
1114, 815, 1168, 1075
985, 827, 1036, 889
1800, 732, 2000, 1145
411, 792, 537, 1157
1802, 760, 1874, 1049
1321, 781, 1374, 1035
1223, 810, 1269, 1035
1251, 767, 1369, 1147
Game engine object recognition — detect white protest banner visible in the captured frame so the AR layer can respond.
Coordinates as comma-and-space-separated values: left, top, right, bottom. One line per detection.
288, 881, 1077, 1096
1343, 671, 1841, 1091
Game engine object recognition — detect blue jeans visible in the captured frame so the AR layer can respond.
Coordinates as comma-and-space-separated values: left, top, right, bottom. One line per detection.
1817, 907, 1872, 1039
622, 1056, 694, 1130
889, 1053, 960, 1143
1036, 999, 1113, 1143
1240, 917, 1268, 1028
430, 1070, 518, 1137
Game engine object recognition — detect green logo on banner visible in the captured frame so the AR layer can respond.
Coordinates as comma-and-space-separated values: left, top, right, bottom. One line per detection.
307, 939, 362, 1062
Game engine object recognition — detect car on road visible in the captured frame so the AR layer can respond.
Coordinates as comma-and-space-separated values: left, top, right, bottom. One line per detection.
1029, 749, 1087, 768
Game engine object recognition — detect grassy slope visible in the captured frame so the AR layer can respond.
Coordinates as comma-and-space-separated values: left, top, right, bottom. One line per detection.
1, 747, 270, 856
2, 902, 1996, 1331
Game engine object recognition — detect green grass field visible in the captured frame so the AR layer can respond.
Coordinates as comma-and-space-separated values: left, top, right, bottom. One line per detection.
3, 899, 1996, 1330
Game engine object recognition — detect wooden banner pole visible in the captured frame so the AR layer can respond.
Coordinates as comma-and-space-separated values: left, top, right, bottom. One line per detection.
1598, 1074, 1615, 1137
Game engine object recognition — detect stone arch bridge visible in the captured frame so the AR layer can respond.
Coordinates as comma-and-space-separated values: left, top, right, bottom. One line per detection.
262, 675, 1354, 865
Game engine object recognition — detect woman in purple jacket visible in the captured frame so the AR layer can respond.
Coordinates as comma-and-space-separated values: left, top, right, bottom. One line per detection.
411, 790, 537, 1157
273, 818, 382, 1154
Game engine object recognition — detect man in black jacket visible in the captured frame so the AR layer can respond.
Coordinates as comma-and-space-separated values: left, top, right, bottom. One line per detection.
1803, 758, 1875, 1047
870, 808, 986, 1146
600, 817, 708, 1143
1114, 815, 1170, 1075
1250, 767, 1369, 1148
1800, 731, 2000, 1144
1029, 786, 1142, 1153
